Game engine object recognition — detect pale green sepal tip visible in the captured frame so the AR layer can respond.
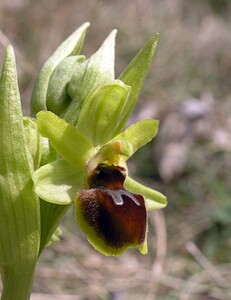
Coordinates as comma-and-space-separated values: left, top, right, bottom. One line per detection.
145, 199, 167, 211
139, 232, 148, 255
112, 119, 159, 157
36, 111, 93, 168
32, 159, 84, 205
125, 176, 167, 210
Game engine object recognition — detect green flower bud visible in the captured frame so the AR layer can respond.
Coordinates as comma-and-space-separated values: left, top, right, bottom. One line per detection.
31, 22, 90, 115
46, 55, 85, 115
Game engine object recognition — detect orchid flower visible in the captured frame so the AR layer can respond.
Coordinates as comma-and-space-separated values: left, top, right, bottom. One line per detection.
32, 24, 167, 256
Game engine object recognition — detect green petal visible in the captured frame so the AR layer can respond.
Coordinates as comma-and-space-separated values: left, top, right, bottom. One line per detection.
112, 119, 159, 157
116, 33, 159, 134
63, 30, 117, 125
32, 159, 84, 205
124, 176, 167, 210
37, 111, 93, 168
46, 55, 86, 115
78, 80, 131, 145
31, 22, 90, 115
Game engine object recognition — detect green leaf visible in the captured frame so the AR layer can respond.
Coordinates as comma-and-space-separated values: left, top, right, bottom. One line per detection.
112, 119, 159, 157
78, 80, 131, 145
37, 111, 93, 168
124, 176, 167, 210
0, 46, 40, 298
63, 30, 117, 125
46, 55, 85, 115
33, 159, 83, 205
31, 22, 90, 115
116, 33, 159, 133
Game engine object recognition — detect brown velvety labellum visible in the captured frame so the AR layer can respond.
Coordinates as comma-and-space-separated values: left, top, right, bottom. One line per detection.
78, 188, 146, 248
79, 163, 147, 249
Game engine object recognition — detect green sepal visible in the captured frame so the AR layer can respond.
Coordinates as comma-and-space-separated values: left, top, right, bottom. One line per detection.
112, 119, 159, 158
125, 176, 167, 210
0, 46, 40, 298
46, 55, 86, 115
37, 111, 93, 168
78, 80, 131, 145
32, 159, 84, 205
63, 30, 117, 125
31, 22, 90, 115
116, 33, 159, 133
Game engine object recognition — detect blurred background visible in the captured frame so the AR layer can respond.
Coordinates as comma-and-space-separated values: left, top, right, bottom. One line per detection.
0, 0, 231, 299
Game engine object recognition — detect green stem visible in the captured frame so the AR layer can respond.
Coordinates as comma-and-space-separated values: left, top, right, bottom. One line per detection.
1, 264, 36, 300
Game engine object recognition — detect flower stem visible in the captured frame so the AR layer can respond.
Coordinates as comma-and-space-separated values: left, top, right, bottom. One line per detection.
1, 264, 36, 300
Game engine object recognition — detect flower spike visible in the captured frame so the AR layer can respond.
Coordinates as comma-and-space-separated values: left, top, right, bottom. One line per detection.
31, 26, 166, 257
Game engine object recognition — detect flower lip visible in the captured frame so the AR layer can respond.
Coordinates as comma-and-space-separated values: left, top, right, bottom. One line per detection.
76, 162, 147, 255
77, 186, 146, 250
